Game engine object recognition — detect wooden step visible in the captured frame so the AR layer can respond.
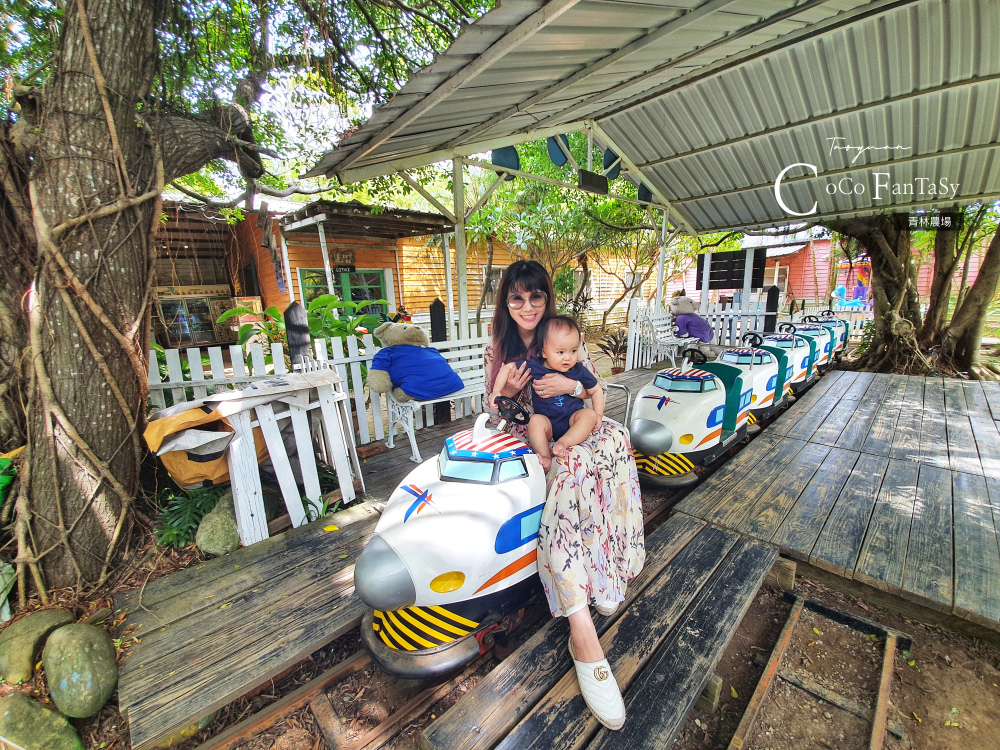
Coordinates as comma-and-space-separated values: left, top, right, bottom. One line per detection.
114, 502, 381, 750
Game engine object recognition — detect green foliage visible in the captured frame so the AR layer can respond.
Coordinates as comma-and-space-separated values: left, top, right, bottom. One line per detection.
148, 343, 213, 407
155, 486, 225, 548
855, 320, 875, 356
303, 496, 341, 523
306, 294, 386, 343
595, 330, 629, 369
217, 305, 285, 347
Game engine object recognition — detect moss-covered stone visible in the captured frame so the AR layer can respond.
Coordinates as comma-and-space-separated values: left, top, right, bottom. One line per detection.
0, 692, 85, 750
0, 608, 74, 683
42, 624, 118, 718
196, 489, 239, 555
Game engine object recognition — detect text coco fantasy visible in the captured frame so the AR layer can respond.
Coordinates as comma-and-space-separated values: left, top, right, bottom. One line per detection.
773, 162, 960, 217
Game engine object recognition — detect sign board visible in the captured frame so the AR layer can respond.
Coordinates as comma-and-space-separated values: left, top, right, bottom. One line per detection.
334, 265, 356, 274
695, 250, 766, 291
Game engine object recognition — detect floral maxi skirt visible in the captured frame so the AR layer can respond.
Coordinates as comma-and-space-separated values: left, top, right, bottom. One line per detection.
536, 420, 645, 617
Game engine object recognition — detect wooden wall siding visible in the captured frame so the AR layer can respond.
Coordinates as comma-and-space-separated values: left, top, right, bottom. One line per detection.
282, 228, 402, 310
397, 239, 515, 315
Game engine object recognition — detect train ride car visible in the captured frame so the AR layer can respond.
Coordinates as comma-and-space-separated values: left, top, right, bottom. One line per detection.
808, 312, 851, 359
784, 322, 836, 372
761, 331, 818, 394
716, 333, 792, 431
630, 350, 752, 487
353, 398, 548, 679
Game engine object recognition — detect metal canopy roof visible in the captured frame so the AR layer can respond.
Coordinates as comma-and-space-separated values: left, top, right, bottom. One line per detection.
279, 200, 454, 238
307, 0, 1000, 233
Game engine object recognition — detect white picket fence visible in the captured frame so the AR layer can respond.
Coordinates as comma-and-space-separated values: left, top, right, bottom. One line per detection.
625, 299, 873, 371
147, 334, 487, 447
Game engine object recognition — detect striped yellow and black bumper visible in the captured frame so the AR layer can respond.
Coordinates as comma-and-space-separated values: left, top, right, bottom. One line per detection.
633, 451, 695, 477
373, 605, 479, 652
747, 412, 758, 424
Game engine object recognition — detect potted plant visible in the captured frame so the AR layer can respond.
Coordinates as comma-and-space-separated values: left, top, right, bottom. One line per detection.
596, 330, 629, 375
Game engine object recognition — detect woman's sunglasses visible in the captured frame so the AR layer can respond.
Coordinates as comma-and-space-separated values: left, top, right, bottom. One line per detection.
506, 291, 548, 309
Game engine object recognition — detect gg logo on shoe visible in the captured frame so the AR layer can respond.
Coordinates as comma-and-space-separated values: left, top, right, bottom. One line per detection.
594, 666, 609, 681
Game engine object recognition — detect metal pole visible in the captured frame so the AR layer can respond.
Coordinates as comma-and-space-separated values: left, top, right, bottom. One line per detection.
454, 157, 469, 339
656, 211, 667, 309
700, 250, 712, 314
742, 245, 755, 342
316, 221, 336, 294
588, 127, 593, 171
442, 232, 455, 337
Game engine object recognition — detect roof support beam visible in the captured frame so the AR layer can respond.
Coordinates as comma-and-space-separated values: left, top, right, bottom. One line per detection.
637, 71, 1000, 169
529, 0, 887, 131
397, 171, 457, 224
444, 0, 744, 150
462, 157, 666, 210
670, 139, 1000, 206
333, 121, 587, 183
586, 120, 697, 236
465, 171, 506, 221
590, 0, 922, 124
335, 0, 584, 174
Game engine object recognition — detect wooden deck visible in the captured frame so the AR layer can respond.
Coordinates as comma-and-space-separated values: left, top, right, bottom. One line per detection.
676, 371, 1000, 631
115, 366, 658, 749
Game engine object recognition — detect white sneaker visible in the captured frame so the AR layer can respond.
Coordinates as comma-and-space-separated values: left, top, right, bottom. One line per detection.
594, 601, 620, 617
568, 636, 626, 730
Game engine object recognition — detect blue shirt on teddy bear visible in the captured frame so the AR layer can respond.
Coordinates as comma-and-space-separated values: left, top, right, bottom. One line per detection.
371, 345, 465, 401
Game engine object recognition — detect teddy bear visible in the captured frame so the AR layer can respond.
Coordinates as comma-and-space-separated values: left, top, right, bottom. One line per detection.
368, 322, 466, 402
669, 296, 725, 359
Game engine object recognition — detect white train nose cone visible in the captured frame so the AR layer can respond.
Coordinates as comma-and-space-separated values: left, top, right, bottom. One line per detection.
354, 535, 416, 610
630, 418, 673, 455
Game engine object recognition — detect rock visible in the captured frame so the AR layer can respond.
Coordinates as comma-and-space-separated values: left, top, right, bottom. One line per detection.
42, 624, 118, 718
196, 489, 239, 555
0, 608, 74, 683
0, 692, 85, 750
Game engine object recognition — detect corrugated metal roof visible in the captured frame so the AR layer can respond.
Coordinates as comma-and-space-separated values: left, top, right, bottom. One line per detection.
308, 0, 1000, 233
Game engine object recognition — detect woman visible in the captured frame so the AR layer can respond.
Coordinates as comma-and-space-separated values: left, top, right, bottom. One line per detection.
484, 260, 644, 730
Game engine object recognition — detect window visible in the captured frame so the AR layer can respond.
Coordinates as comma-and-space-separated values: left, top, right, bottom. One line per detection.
497, 459, 528, 482
483, 267, 505, 307
298, 268, 388, 314
763, 266, 788, 291
624, 272, 645, 298
654, 376, 708, 392
439, 447, 495, 484
721, 352, 773, 366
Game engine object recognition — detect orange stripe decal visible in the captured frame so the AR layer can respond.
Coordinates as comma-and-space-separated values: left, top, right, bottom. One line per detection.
695, 428, 722, 448
759, 393, 773, 405
475, 549, 537, 593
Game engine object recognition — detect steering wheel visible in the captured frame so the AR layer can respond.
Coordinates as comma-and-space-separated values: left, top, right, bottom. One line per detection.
779, 322, 797, 334
494, 396, 530, 426
820, 309, 836, 317
804, 315, 820, 323
742, 332, 763, 347
684, 348, 708, 366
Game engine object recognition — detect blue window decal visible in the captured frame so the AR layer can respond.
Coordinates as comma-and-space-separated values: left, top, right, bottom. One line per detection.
707, 404, 725, 428
495, 503, 545, 554
767, 374, 777, 391
800, 355, 810, 369
739, 389, 753, 410
825, 342, 832, 353
786, 366, 794, 380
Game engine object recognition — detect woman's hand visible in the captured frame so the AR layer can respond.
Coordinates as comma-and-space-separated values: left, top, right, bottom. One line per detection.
500, 361, 532, 397
533, 371, 577, 400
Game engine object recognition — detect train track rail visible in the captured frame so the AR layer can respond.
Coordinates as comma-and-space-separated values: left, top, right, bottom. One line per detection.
191, 391, 800, 750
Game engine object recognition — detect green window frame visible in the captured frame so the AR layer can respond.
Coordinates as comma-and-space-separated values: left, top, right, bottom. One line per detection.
298, 268, 388, 314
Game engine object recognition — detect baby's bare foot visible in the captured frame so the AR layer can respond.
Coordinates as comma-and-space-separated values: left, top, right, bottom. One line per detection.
552, 441, 569, 458
539, 455, 552, 472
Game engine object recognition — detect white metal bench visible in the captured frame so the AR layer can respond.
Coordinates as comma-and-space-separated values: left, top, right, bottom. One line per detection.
385, 336, 490, 462
649, 313, 700, 368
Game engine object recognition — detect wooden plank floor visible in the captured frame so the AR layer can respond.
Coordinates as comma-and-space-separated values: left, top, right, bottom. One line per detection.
115, 364, 663, 749
676, 371, 1000, 632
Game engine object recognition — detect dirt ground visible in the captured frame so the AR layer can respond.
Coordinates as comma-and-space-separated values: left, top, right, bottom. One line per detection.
674, 574, 1000, 750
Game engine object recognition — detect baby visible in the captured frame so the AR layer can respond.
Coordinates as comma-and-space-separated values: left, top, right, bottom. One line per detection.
491, 316, 604, 471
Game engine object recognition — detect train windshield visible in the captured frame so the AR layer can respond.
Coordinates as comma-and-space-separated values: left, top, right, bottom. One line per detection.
653, 376, 716, 392
721, 352, 770, 365
439, 448, 494, 483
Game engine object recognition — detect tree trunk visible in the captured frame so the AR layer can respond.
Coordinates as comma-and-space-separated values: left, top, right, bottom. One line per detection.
824, 216, 920, 373
11, 0, 268, 595
942, 223, 1000, 374
918, 221, 959, 347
